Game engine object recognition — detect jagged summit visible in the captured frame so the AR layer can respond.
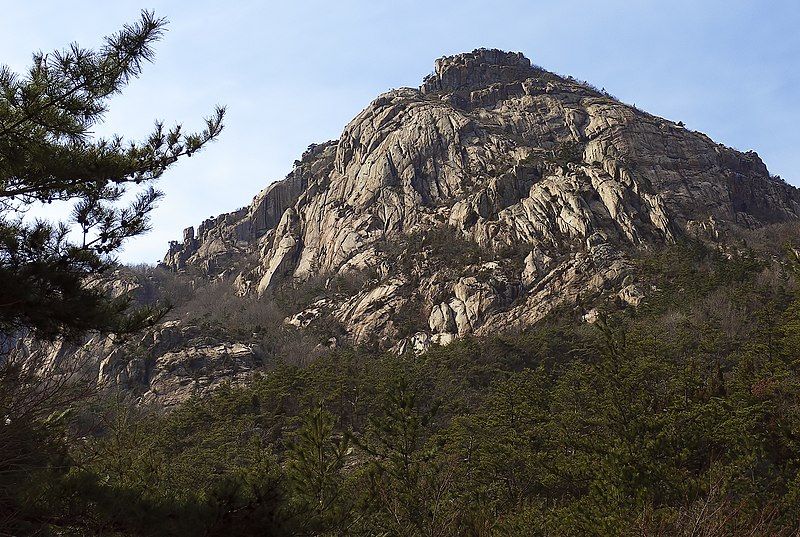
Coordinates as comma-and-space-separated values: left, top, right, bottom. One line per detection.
421, 48, 536, 94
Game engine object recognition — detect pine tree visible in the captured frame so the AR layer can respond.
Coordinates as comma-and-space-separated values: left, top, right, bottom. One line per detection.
0, 10, 225, 341
0, 13, 224, 535
285, 406, 352, 534
354, 378, 454, 536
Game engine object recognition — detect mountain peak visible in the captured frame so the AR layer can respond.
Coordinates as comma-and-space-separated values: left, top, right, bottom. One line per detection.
421, 48, 536, 94
159, 47, 799, 361
21, 47, 800, 408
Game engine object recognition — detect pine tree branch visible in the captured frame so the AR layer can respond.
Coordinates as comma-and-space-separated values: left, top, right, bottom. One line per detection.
0, 10, 165, 139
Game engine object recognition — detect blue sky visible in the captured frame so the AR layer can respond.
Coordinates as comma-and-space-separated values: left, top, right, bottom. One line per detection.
2, 1, 798, 263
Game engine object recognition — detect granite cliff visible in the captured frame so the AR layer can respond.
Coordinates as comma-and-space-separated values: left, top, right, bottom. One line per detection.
15, 49, 799, 404
164, 48, 799, 348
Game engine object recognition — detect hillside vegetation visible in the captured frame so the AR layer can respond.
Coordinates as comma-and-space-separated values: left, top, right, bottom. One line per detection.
6, 238, 800, 536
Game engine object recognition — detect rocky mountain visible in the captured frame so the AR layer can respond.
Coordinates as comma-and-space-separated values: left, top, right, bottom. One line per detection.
163, 48, 799, 346
14, 48, 799, 405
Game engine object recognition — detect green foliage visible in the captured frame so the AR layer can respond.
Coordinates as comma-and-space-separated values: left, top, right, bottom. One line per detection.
0, 12, 226, 535
0, 11, 225, 340
8, 243, 800, 535
546, 140, 584, 167
285, 407, 353, 533
353, 378, 450, 535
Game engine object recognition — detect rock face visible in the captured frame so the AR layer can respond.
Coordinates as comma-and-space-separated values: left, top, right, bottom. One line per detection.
20, 49, 797, 406
12, 320, 262, 407
162, 145, 322, 274
162, 48, 799, 349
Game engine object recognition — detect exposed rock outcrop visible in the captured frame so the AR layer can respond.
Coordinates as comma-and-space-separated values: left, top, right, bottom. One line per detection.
12, 320, 261, 408
18, 48, 797, 406
162, 48, 799, 351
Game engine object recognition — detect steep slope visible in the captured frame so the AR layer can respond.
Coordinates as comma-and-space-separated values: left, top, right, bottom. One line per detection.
15, 48, 798, 405
163, 48, 799, 350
